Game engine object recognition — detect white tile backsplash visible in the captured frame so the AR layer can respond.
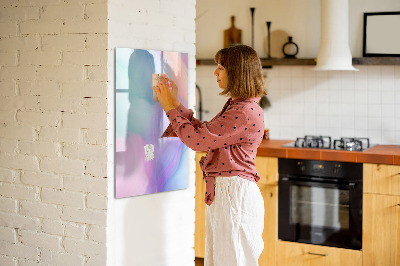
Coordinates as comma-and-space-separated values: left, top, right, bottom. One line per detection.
316, 90, 329, 103
395, 118, 400, 132
368, 117, 382, 131
382, 105, 395, 118
196, 65, 400, 144
304, 102, 316, 115
367, 91, 381, 105
367, 77, 382, 91
382, 90, 395, 104
382, 78, 395, 91
395, 66, 400, 78
355, 104, 368, 117
341, 104, 355, 116
367, 104, 382, 118
382, 117, 396, 131
341, 89, 355, 104
355, 117, 368, 130
381, 66, 395, 77
355, 89, 368, 104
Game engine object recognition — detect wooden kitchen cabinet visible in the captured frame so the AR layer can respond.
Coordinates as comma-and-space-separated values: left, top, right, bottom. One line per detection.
363, 193, 400, 266
195, 152, 207, 258
364, 163, 400, 196
276, 241, 362, 266
363, 163, 400, 266
258, 184, 278, 266
255, 156, 278, 186
256, 156, 278, 266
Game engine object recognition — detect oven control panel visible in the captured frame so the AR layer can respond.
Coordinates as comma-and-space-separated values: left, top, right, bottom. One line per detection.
280, 158, 362, 180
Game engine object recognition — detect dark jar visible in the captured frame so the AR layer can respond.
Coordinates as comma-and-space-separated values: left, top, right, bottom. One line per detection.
282, 36, 299, 58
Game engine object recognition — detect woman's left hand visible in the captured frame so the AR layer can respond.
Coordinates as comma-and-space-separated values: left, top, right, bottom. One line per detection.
153, 77, 175, 113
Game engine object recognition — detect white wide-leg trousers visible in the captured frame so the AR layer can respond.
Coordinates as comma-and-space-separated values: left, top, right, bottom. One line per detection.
205, 176, 265, 266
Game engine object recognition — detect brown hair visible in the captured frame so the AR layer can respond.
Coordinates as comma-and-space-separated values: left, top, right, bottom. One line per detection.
214, 44, 266, 99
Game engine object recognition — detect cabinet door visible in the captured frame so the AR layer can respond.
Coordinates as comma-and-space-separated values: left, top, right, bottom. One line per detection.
363, 193, 400, 266
195, 152, 207, 258
259, 185, 278, 266
255, 156, 278, 186
364, 164, 400, 196
277, 241, 362, 266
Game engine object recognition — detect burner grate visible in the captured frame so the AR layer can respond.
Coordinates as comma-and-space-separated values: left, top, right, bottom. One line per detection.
287, 136, 371, 151
295, 135, 332, 149
333, 137, 370, 151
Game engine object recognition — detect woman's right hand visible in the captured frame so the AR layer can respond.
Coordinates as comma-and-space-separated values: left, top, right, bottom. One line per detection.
160, 74, 180, 108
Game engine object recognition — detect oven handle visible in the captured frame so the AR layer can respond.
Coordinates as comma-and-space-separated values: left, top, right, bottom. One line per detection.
280, 177, 357, 189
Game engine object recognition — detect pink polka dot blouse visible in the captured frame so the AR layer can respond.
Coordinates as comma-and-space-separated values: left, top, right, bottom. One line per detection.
161, 97, 265, 205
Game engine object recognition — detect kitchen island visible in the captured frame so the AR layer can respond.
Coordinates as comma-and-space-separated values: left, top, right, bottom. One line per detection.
195, 139, 400, 266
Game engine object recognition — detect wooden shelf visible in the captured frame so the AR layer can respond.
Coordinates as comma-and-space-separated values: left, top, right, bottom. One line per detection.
195, 58, 315, 67
196, 57, 400, 67
352, 57, 400, 65
260, 58, 316, 67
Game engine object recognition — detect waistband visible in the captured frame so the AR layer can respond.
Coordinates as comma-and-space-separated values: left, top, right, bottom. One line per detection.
215, 175, 244, 184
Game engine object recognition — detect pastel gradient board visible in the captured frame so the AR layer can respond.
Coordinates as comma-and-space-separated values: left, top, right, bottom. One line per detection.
115, 48, 189, 198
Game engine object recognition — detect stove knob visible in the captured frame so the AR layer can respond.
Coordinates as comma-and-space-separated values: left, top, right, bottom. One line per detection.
298, 161, 305, 171
334, 164, 341, 174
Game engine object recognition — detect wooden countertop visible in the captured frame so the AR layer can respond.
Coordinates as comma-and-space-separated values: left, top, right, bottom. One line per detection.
256, 139, 400, 165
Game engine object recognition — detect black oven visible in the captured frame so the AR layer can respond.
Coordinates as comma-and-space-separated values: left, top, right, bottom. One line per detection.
278, 158, 363, 250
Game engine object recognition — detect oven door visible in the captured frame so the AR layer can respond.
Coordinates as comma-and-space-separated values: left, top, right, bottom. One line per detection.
278, 176, 362, 250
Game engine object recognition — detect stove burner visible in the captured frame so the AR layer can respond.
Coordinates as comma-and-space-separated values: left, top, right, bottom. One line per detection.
286, 136, 372, 151
333, 137, 370, 151
295, 135, 332, 149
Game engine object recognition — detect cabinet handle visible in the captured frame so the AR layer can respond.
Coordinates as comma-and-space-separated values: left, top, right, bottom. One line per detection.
397, 204, 400, 207
307, 252, 328, 256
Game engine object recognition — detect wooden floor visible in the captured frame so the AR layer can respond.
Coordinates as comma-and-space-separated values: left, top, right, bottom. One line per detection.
195, 257, 204, 266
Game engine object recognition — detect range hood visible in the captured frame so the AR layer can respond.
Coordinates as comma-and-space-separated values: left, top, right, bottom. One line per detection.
314, 0, 358, 71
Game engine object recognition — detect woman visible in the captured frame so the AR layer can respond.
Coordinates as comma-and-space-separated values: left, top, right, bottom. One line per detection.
153, 44, 266, 266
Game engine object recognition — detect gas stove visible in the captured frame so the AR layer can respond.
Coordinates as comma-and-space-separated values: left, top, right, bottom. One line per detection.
283, 135, 373, 151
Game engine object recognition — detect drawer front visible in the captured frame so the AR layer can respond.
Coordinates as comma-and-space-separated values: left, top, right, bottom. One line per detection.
277, 241, 362, 266
364, 164, 400, 196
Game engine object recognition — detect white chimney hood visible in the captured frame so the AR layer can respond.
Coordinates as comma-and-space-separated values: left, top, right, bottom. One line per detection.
314, 0, 358, 71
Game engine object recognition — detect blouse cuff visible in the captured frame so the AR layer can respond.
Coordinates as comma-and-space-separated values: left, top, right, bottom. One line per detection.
177, 103, 193, 117
166, 108, 181, 123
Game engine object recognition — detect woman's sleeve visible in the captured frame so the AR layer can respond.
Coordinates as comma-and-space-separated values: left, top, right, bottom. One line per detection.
165, 106, 248, 151
161, 103, 202, 138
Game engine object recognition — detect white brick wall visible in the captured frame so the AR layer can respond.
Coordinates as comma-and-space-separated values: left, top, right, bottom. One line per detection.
0, 0, 108, 265
1, 0, 198, 264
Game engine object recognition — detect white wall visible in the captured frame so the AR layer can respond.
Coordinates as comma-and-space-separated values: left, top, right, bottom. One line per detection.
107, 1, 197, 266
0, 1, 108, 265
196, 0, 400, 145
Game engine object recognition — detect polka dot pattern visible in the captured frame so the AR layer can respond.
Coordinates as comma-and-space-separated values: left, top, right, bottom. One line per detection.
161, 97, 265, 206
